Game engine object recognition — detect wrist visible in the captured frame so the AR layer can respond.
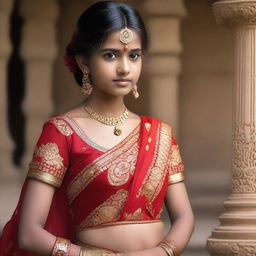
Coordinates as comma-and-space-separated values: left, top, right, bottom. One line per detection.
155, 246, 169, 256
70, 244, 82, 256
157, 240, 180, 256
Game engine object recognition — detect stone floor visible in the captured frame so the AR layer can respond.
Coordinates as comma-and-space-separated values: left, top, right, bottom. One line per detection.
0, 168, 231, 255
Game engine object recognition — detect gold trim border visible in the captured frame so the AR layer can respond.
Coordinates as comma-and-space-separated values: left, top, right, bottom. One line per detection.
27, 168, 62, 188
168, 172, 185, 185
76, 219, 162, 231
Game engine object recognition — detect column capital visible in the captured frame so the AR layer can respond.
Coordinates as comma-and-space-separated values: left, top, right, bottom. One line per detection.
213, 0, 256, 26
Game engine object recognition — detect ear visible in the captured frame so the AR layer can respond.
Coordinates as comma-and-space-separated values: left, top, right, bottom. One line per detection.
75, 55, 89, 73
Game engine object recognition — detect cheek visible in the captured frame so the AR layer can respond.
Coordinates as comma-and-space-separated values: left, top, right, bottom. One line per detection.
133, 62, 142, 77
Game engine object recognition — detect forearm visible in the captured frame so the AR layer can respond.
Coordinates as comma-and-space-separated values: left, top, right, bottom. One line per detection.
18, 225, 81, 256
164, 213, 194, 253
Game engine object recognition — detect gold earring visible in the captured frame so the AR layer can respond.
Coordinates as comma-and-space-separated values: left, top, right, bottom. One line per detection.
132, 84, 139, 99
81, 72, 93, 95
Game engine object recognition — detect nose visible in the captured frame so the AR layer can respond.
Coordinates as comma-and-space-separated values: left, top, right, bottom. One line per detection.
117, 57, 130, 76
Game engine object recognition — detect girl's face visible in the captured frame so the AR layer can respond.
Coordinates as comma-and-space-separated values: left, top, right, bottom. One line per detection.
88, 30, 142, 98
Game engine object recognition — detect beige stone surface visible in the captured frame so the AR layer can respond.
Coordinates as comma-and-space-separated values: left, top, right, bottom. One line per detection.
0, 0, 19, 177
20, 0, 59, 168
180, 0, 233, 170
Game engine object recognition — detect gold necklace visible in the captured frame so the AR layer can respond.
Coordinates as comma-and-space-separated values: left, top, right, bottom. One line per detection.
84, 105, 129, 136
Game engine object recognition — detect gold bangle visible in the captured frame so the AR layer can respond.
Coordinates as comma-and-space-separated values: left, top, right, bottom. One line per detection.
158, 240, 180, 256
51, 237, 71, 256
162, 240, 180, 256
158, 243, 174, 256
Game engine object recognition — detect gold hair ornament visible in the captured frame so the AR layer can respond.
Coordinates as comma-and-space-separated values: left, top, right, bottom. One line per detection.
120, 27, 133, 44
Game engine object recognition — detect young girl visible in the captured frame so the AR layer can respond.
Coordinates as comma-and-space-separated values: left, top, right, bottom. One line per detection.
0, 1, 194, 255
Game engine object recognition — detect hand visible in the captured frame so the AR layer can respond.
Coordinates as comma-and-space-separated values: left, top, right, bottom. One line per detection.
118, 247, 167, 256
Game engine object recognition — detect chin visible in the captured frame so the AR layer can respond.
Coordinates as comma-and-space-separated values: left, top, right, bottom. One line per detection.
110, 88, 132, 97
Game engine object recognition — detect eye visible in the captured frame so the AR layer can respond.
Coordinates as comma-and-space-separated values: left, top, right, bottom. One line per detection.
103, 52, 117, 59
129, 53, 141, 61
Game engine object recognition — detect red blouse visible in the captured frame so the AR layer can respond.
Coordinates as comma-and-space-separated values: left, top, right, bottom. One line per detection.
27, 115, 185, 230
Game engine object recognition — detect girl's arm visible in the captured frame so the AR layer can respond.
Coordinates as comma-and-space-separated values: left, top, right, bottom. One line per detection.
121, 182, 194, 256
18, 179, 81, 256
163, 181, 195, 253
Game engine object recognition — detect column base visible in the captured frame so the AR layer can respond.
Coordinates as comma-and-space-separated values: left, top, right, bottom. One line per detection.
207, 239, 256, 256
207, 193, 256, 255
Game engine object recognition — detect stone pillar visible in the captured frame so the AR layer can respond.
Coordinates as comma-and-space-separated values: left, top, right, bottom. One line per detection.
0, 0, 18, 177
141, 0, 186, 133
207, 1, 256, 255
20, 0, 59, 169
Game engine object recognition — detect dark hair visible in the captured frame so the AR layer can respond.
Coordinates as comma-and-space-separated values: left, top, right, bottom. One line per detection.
64, 1, 148, 86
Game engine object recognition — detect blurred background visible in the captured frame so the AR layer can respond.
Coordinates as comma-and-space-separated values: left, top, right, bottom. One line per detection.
0, 0, 234, 255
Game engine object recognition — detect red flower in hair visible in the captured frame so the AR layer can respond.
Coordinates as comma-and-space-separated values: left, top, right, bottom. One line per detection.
63, 30, 79, 73
64, 55, 78, 73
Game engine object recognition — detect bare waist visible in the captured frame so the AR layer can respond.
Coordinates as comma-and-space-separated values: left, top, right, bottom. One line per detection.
75, 221, 165, 252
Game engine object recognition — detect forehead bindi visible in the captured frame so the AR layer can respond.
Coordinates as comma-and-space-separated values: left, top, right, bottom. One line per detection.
101, 30, 141, 51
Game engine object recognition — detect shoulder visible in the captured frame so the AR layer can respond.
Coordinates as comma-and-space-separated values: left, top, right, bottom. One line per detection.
43, 115, 74, 137
141, 115, 173, 131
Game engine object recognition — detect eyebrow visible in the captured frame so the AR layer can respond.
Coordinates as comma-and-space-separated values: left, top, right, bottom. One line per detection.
99, 48, 142, 53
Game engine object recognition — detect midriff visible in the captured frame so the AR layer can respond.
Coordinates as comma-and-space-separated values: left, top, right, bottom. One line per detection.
75, 221, 165, 252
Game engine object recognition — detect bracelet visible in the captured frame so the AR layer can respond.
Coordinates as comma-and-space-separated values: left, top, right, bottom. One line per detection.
51, 237, 71, 256
158, 240, 180, 256
158, 242, 174, 256
164, 240, 180, 256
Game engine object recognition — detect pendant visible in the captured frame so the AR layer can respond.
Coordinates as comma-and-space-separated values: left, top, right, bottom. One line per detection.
114, 126, 122, 136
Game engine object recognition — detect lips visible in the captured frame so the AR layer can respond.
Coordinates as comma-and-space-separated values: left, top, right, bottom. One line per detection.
113, 79, 131, 82
112, 79, 132, 87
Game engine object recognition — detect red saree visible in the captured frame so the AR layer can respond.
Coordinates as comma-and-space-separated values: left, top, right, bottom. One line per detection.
0, 115, 185, 255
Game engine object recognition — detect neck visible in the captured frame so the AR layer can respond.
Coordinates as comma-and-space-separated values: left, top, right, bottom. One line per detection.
85, 92, 126, 117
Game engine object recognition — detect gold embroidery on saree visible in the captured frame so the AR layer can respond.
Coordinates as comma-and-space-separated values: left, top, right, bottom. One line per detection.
124, 208, 144, 221
67, 127, 140, 204
80, 189, 128, 228
29, 143, 66, 178
145, 122, 151, 132
35, 143, 63, 169
107, 143, 138, 186
138, 123, 172, 216
49, 118, 73, 136
167, 145, 184, 176
155, 207, 163, 219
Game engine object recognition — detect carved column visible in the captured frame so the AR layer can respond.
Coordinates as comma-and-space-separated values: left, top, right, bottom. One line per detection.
141, 0, 186, 132
0, 0, 18, 177
207, 1, 256, 255
20, 0, 59, 169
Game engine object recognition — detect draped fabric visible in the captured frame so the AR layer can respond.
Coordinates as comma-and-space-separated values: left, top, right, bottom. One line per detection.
0, 115, 185, 255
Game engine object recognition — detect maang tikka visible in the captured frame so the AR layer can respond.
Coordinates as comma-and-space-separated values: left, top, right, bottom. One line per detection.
119, 27, 134, 44
81, 71, 93, 95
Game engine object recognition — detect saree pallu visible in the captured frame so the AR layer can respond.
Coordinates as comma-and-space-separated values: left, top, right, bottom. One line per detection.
0, 115, 185, 255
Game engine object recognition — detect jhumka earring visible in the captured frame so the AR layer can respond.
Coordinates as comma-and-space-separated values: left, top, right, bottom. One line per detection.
132, 84, 139, 99
81, 72, 93, 95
